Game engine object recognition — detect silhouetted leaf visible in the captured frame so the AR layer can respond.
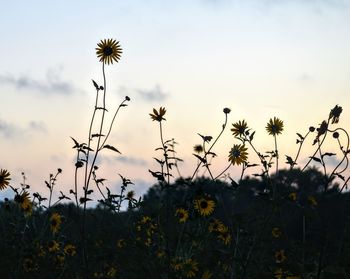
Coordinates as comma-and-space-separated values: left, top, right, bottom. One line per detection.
285, 155, 296, 166
250, 131, 255, 141
309, 156, 322, 163
103, 145, 121, 154
79, 197, 92, 204
92, 133, 105, 138
70, 137, 80, 149
322, 152, 336, 158
92, 79, 99, 90
193, 154, 207, 164
296, 133, 304, 140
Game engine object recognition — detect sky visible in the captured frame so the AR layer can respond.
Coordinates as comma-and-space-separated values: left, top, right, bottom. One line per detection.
1, 0, 350, 205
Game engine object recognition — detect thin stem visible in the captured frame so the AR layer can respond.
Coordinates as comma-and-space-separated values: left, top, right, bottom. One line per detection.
191, 113, 228, 181
159, 121, 170, 185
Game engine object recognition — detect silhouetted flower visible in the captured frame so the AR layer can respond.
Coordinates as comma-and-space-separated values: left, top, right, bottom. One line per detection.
126, 190, 135, 200
0, 169, 10, 190
96, 39, 122, 64
223, 107, 231, 114
193, 144, 204, 153
266, 117, 284, 136
231, 120, 248, 137
117, 239, 126, 248
208, 219, 225, 233
175, 208, 189, 223
149, 107, 166, 122
217, 226, 232, 245
314, 120, 328, 144
194, 197, 215, 216
201, 270, 213, 279
329, 105, 342, 124
333, 132, 339, 139
183, 258, 199, 278
228, 144, 248, 165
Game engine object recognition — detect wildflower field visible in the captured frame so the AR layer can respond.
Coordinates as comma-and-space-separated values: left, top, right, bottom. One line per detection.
1, 39, 350, 279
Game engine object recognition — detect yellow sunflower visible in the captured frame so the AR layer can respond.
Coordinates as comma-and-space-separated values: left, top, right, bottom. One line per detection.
266, 117, 284, 136
50, 213, 62, 234
22, 200, 33, 217
272, 227, 282, 238
275, 249, 287, 263
48, 240, 60, 253
15, 190, 31, 206
228, 144, 248, 165
208, 218, 225, 233
183, 258, 199, 278
217, 226, 232, 245
194, 197, 215, 216
231, 120, 248, 137
96, 38, 122, 64
0, 169, 10, 190
175, 208, 189, 223
288, 192, 297, 201
201, 270, 213, 279
149, 107, 166, 122
64, 244, 76, 256
308, 196, 317, 207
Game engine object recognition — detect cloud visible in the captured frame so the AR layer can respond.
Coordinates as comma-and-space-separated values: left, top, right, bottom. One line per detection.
96, 155, 148, 167
136, 85, 169, 102
297, 73, 314, 83
115, 156, 147, 166
0, 67, 75, 95
0, 119, 47, 139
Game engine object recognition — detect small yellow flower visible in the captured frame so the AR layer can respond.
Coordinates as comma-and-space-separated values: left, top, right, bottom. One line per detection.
106, 266, 117, 278
22, 200, 33, 217
149, 107, 166, 122
228, 144, 248, 165
0, 169, 10, 190
266, 117, 284, 136
141, 216, 152, 224
288, 192, 297, 201
64, 244, 76, 256
201, 270, 213, 279
194, 197, 215, 216
183, 258, 199, 278
96, 38, 122, 65
117, 239, 126, 248
231, 120, 248, 137
275, 249, 287, 263
175, 208, 189, 223
217, 226, 232, 245
272, 227, 282, 238
156, 249, 166, 258
308, 196, 317, 207
50, 213, 62, 234
208, 219, 225, 233
48, 240, 60, 253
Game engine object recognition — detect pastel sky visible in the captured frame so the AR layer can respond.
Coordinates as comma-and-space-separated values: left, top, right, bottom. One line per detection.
1, 0, 350, 203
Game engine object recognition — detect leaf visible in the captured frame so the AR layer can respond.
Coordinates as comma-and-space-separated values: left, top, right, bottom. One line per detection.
335, 173, 345, 181
249, 131, 255, 141
285, 155, 296, 166
91, 133, 105, 138
96, 107, 108, 112
79, 197, 92, 204
296, 133, 304, 140
119, 104, 128, 107
103, 145, 121, 154
322, 152, 336, 159
193, 154, 207, 164
96, 178, 106, 185
70, 137, 80, 149
92, 79, 99, 90
309, 156, 322, 163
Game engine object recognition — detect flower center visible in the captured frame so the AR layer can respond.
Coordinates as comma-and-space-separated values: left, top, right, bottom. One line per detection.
200, 201, 208, 209
231, 150, 241, 158
103, 46, 113, 56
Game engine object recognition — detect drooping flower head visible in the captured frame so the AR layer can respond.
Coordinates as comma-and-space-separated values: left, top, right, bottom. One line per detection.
266, 117, 284, 136
149, 107, 166, 122
96, 39, 122, 65
0, 169, 10, 190
329, 105, 342, 124
231, 120, 248, 137
193, 144, 204, 154
228, 144, 248, 165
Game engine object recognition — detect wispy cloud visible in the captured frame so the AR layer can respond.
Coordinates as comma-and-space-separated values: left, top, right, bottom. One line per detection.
0, 119, 47, 139
136, 85, 169, 102
115, 156, 147, 166
0, 67, 75, 95
119, 85, 169, 102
